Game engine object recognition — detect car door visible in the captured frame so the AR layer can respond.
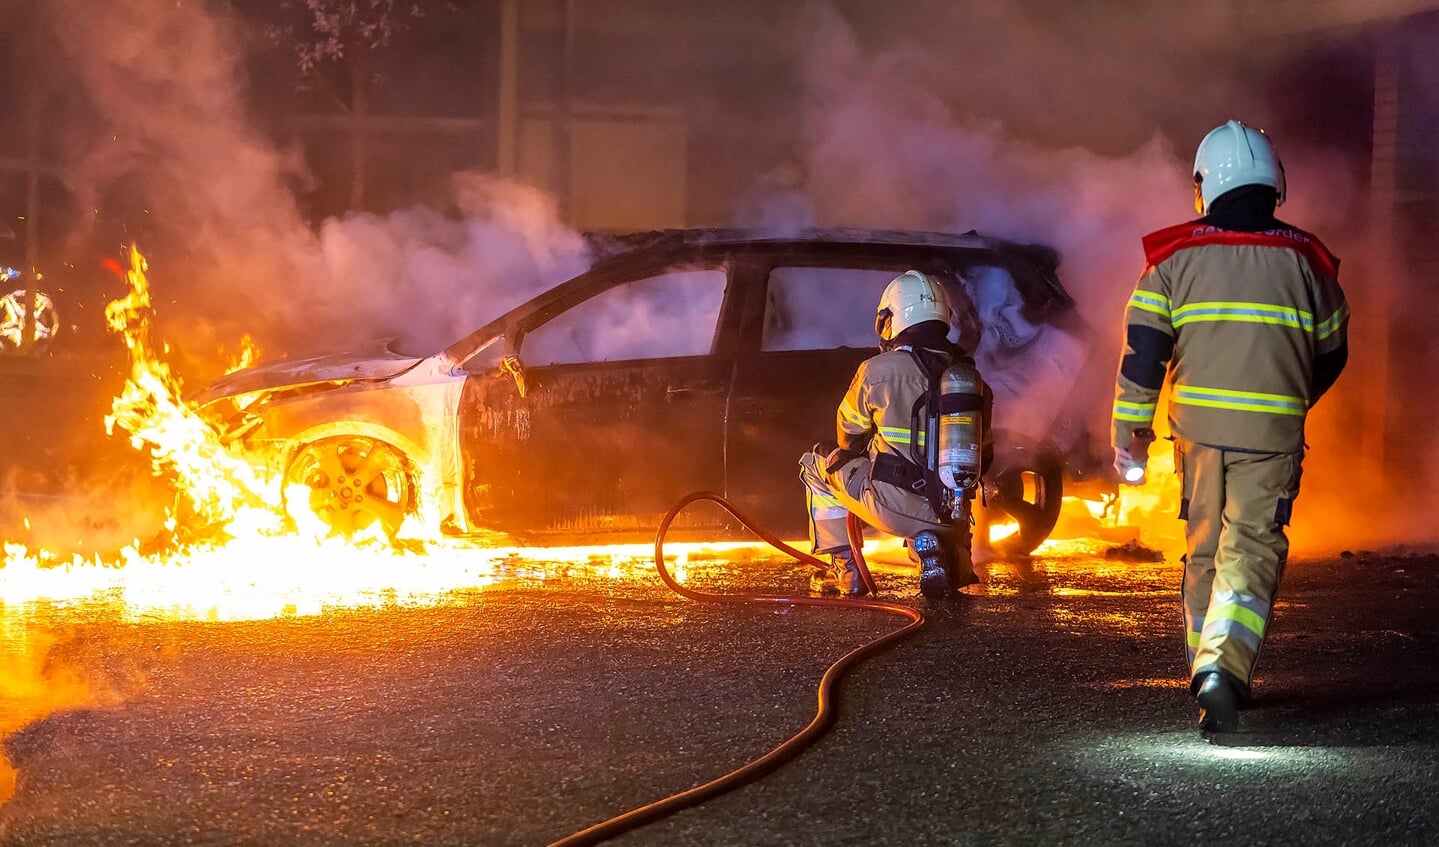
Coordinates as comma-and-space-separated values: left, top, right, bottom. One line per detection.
459, 263, 735, 538
725, 254, 915, 538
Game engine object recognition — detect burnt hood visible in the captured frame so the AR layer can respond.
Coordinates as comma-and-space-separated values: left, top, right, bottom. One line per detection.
191, 350, 423, 406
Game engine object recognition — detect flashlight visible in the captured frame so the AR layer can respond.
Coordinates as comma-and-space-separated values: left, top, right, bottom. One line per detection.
1119, 428, 1156, 486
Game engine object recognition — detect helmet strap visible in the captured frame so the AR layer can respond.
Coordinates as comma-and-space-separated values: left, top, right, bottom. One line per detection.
874, 307, 892, 341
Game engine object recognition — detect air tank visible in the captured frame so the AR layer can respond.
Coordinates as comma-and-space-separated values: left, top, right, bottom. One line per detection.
935, 360, 984, 493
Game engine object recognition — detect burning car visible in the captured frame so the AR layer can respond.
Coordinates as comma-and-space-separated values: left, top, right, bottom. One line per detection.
195, 228, 1112, 554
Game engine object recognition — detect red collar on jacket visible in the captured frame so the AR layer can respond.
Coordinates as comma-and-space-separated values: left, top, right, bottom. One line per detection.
1142, 221, 1340, 277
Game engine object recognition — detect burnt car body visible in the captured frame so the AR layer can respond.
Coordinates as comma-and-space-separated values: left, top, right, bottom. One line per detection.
196, 228, 1113, 552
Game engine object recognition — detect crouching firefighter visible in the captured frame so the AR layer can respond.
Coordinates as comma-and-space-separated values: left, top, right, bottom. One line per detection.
800, 270, 994, 599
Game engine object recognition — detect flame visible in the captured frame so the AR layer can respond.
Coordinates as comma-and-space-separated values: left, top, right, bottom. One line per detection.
102, 246, 281, 534
989, 520, 1020, 544
0, 246, 1198, 806
1115, 446, 1185, 557
224, 333, 261, 374
2, 246, 766, 622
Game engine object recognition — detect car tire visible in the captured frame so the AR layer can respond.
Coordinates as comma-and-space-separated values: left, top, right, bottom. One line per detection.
284, 436, 415, 539
977, 433, 1064, 557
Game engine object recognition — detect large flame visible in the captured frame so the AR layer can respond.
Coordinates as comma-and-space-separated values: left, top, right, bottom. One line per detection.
3, 246, 762, 623
102, 247, 281, 534
0, 248, 771, 803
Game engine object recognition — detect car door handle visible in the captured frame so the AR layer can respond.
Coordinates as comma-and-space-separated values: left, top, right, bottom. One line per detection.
666, 382, 727, 397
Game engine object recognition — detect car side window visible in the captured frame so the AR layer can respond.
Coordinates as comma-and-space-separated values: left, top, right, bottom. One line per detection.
522, 268, 727, 366
761, 267, 897, 352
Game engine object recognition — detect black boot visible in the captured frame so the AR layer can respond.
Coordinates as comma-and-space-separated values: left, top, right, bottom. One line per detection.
1195, 671, 1240, 734
913, 531, 949, 600
948, 535, 979, 590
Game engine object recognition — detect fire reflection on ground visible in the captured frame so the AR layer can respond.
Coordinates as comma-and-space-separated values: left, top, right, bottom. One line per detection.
0, 537, 760, 806
0, 247, 1196, 810
0, 535, 1186, 804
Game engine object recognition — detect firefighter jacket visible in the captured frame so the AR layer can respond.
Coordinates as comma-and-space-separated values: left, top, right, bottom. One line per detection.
1113, 222, 1349, 454
836, 345, 994, 469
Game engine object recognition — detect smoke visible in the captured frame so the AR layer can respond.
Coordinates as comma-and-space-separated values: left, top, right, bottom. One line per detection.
727, 4, 1416, 553
309, 173, 588, 354
25, 0, 1436, 553
44, 0, 587, 370
740, 3, 1196, 458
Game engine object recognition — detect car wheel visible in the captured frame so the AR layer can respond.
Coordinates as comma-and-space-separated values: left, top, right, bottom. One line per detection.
979, 435, 1064, 556
285, 436, 414, 538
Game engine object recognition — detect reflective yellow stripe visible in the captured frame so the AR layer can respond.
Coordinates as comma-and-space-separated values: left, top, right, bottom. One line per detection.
1113, 399, 1157, 423
1128, 290, 1171, 319
839, 400, 869, 428
1171, 300, 1313, 331
810, 492, 843, 508
1186, 629, 1203, 648
877, 426, 925, 447
1207, 603, 1267, 639
1317, 302, 1349, 341
1173, 385, 1306, 416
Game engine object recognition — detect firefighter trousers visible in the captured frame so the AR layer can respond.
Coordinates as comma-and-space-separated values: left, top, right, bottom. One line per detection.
799, 450, 959, 555
1177, 438, 1303, 699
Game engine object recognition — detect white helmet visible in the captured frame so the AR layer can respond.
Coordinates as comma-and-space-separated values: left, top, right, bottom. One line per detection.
875, 270, 950, 342
1192, 119, 1286, 214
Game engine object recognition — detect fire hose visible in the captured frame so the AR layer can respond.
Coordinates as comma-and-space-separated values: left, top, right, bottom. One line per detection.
547, 491, 926, 847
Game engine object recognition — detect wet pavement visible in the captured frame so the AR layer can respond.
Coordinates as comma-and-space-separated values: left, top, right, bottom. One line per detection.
1, 544, 1436, 846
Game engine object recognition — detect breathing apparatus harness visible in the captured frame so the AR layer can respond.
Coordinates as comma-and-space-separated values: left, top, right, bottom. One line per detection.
868, 341, 988, 523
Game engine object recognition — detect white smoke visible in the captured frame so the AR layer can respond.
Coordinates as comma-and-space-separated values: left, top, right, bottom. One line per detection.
729, 6, 1192, 446
33, 0, 1420, 554
729, 4, 1394, 551
46, 0, 587, 367
772, 4, 1194, 323
310, 174, 588, 354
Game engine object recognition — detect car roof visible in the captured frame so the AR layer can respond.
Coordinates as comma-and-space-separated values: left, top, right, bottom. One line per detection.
443, 226, 1076, 366
584, 227, 1061, 271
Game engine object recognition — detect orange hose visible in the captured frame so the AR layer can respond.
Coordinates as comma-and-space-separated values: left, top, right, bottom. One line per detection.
846, 511, 880, 595
547, 491, 924, 847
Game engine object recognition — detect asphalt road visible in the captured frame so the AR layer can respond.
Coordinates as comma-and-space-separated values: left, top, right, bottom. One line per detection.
1, 545, 1436, 846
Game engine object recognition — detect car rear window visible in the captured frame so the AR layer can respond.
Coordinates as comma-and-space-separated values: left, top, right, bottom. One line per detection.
523, 268, 727, 365
761, 267, 896, 352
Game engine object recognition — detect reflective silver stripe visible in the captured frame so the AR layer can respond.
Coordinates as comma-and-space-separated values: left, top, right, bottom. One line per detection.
839, 400, 869, 428
1212, 589, 1270, 620
1185, 609, 1205, 665
811, 506, 849, 520
1129, 290, 1171, 318
1114, 399, 1157, 422
878, 426, 925, 447
1202, 589, 1270, 651
1201, 616, 1264, 651
1171, 300, 1313, 331
1173, 385, 1306, 416
1317, 302, 1349, 341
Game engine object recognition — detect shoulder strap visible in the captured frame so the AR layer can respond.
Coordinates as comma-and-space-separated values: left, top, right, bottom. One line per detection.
905, 348, 953, 470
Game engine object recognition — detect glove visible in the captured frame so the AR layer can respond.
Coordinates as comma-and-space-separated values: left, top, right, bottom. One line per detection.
1113, 446, 1137, 480
1114, 428, 1155, 486
826, 449, 867, 474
